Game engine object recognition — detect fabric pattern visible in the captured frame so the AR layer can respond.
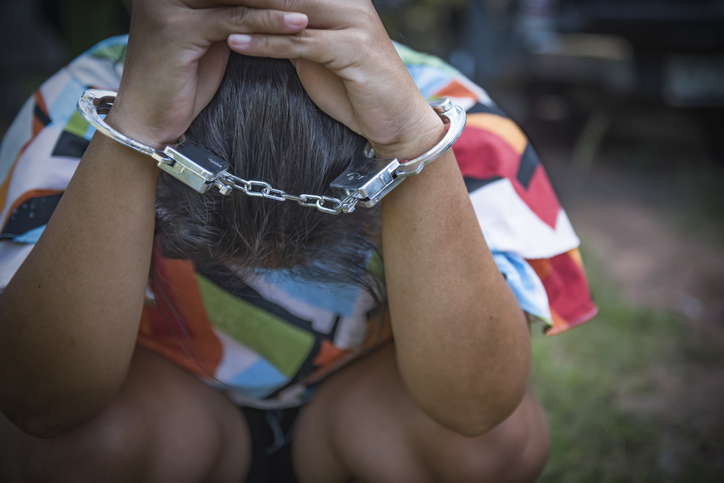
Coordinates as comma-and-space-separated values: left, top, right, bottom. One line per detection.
0, 36, 597, 407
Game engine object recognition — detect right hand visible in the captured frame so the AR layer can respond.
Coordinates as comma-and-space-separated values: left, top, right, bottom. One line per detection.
108, 0, 308, 148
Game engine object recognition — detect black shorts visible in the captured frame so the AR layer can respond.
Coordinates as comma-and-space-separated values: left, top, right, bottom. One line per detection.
240, 406, 302, 483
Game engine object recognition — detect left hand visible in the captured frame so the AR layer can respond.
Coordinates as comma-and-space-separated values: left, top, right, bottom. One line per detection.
227, 0, 445, 159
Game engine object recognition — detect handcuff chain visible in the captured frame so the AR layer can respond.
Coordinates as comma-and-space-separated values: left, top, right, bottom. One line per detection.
77, 90, 465, 216
224, 174, 347, 214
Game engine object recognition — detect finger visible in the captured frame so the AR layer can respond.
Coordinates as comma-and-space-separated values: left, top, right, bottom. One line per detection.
201, 6, 308, 42
227, 29, 375, 72
199, 0, 368, 29
228, 27, 431, 146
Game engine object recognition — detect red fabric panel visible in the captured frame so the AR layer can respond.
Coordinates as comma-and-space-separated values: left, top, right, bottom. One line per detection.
528, 250, 598, 335
137, 249, 223, 377
453, 124, 561, 228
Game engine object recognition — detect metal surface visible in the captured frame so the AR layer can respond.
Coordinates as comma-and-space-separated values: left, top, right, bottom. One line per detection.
78, 89, 466, 215
331, 97, 467, 207
162, 142, 232, 194
77, 89, 173, 165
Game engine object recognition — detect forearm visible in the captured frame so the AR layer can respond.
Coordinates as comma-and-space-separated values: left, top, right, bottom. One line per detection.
0, 128, 159, 436
380, 143, 531, 437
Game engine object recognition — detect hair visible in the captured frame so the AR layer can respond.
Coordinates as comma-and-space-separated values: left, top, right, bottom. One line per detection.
154, 53, 383, 294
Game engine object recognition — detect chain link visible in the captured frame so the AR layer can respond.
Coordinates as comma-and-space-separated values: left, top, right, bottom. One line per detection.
79, 89, 464, 216
223, 174, 353, 214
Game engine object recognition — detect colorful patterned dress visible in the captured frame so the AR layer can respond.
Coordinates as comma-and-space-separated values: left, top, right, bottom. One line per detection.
0, 36, 597, 408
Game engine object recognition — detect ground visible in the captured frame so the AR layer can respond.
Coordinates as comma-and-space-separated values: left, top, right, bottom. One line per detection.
524, 99, 724, 481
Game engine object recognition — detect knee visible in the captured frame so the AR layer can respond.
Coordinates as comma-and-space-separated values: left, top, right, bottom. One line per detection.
435, 397, 551, 483
7, 407, 148, 483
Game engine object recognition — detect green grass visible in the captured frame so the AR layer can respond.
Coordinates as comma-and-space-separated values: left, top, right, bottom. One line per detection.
530, 260, 724, 482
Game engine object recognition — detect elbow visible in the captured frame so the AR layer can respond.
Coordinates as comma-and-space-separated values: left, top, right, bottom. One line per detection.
465, 371, 531, 438
424, 372, 530, 438
0, 384, 118, 439
7, 414, 80, 439
447, 420, 498, 439
1, 400, 109, 439
460, 400, 524, 438
444, 389, 528, 438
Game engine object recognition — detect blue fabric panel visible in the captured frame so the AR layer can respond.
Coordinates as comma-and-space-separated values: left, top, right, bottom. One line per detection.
227, 359, 290, 400
259, 269, 362, 317
13, 225, 47, 244
491, 250, 551, 321
47, 77, 87, 128
404, 65, 454, 100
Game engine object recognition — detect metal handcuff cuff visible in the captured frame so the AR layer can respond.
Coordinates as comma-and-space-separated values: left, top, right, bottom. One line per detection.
77, 89, 467, 214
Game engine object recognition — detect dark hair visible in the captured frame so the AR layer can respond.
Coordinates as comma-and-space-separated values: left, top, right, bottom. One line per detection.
154, 53, 383, 293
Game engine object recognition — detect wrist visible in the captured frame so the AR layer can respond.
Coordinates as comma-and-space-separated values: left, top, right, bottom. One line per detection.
89, 130, 161, 179
370, 108, 446, 161
106, 92, 183, 150
104, 111, 172, 151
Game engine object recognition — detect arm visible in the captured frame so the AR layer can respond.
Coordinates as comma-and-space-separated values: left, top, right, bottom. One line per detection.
379, 144, 530, 437
0, 1, 309, 437
0, 135, 159, 437
228, 0, 530, 436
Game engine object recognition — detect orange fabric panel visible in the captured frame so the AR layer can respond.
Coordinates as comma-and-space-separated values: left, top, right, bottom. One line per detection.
526, 257, 553, 280
434, 79, 478, 102
1, 92, 53, 220
466, 113, 528, 155
138, 251, 223, 377
313, 339, 352, 367
360, 308, 393, 352
32, 92, 50, 137
567, 247, 585, 269
534, 250, 598, 335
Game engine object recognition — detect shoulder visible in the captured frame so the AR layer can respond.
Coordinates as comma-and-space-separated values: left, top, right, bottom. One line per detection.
394, 41, 493, 109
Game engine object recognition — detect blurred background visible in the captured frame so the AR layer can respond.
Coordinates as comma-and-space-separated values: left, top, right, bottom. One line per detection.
1, 0, 724, 480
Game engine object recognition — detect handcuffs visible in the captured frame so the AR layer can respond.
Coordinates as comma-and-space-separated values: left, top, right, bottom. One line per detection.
77, 89, 466, 214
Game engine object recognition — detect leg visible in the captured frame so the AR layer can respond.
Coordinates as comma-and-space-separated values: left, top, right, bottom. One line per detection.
0, 346, 251, 483
293, 344, 549, 483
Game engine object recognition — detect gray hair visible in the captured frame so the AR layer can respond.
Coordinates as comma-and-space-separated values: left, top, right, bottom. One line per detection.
154, 54, 384, 296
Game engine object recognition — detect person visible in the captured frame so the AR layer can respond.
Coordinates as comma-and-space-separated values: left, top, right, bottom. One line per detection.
0, 0, 596, 481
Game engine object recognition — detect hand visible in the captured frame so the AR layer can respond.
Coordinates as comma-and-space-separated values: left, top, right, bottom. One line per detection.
226, 0, 445, 159
109, 0, 309, 147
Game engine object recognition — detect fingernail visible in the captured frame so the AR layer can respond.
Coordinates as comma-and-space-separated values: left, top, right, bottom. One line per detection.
284, 12, 307, 28
229, 34, 252, 47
